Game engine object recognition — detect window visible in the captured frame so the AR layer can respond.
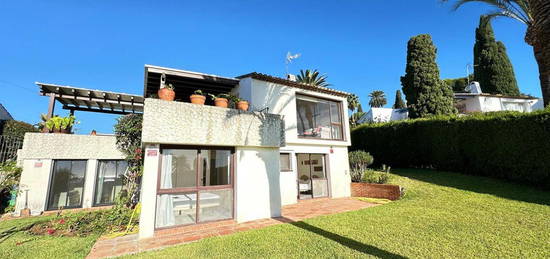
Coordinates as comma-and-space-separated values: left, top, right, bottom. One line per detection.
47, 160, 87, 210
280, 153, 292, 171
296, 94, 343, 140
156, 147, 233, 228
94, 160, 127, 206
503, 102, 526, 112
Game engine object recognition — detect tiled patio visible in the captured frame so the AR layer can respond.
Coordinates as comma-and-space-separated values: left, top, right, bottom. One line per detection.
87, 198, 376, 259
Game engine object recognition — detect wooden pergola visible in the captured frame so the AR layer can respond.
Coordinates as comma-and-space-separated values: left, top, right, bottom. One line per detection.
36, 82, 145, 119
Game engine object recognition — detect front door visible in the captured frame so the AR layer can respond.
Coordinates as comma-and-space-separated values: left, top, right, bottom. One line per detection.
296, 153, 329, 199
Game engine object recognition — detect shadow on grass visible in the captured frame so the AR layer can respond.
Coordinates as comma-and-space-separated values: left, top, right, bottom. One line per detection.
274, 217, 406, 259
393, 168, 550, 206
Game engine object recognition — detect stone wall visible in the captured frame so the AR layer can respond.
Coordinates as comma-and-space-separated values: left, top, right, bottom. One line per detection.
142, 98, 284, 147
18, 133, 125, 160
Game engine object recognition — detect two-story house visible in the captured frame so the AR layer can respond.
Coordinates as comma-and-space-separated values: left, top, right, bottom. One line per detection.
15, 65, 352, 239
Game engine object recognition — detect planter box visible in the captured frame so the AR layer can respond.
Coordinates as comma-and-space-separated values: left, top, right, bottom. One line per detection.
350, 182, 402, 200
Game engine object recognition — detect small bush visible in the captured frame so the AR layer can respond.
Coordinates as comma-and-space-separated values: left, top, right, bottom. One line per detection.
349, 151, 374, 182
362, 169, 390, 184
29, 206, 139, 237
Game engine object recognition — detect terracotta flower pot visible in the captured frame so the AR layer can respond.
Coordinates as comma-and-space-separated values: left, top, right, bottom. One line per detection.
190, 94, 206, 105
214, 98, 228, 108
158, 88, 175, 101
237, 101, 249, 111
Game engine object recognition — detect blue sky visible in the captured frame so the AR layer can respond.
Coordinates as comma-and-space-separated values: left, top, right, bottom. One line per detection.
0, 0, 539, 133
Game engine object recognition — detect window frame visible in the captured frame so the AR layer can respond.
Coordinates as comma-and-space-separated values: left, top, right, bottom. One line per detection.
93, 159, 127, 207
295, 93, 346, 141
155, 145, 235, 229
280, 152, 293, 172
46, 159, 88, 211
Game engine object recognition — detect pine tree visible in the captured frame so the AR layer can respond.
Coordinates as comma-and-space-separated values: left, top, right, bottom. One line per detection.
400, 34, 456, 118
393, 90, 406, 109
473, 15, 520, 96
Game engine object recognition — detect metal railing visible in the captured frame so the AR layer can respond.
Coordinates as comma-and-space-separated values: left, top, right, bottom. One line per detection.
0, 135, 23, 163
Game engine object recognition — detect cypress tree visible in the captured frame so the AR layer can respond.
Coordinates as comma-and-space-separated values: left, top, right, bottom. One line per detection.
393, 90, 406, 109
473, 15, 520, 96
401, 34, 456, 118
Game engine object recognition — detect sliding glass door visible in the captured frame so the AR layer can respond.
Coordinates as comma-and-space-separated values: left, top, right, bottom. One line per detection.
94, 160, 127, 206
297, 154, 328, 199
156, 147, 234, 229
47, 160, 87, 210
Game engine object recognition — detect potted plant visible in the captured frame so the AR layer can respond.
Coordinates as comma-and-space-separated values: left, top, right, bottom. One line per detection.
158, 83, 175, 101
190, 90, 206, 105
45, 115, 75, 134
226, 94, 249, 111
237, 98, 249, 111
208, 93, 230, 108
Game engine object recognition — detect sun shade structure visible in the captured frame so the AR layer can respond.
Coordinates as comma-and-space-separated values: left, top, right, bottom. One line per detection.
143, 65, 240, 102
36, 82, 144, 117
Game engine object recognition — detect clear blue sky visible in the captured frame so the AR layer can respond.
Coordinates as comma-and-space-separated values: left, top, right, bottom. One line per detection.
0, 0, 539, 133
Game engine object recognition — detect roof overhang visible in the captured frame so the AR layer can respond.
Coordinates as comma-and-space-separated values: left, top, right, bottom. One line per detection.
37, 82, 144, 115
143, 65, 240, 98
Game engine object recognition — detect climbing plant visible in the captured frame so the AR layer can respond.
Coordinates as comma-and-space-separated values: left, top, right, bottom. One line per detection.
114, 114, 143, 208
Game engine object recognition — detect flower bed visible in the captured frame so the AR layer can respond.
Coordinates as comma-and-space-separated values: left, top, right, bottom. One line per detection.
351, 182, 402, 200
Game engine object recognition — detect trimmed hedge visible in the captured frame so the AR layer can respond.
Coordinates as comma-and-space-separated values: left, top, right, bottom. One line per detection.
1, 120, 38, 138
351, 109, 550, 189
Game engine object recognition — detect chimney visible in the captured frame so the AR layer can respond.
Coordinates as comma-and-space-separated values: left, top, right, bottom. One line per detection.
287, 74, 297, 82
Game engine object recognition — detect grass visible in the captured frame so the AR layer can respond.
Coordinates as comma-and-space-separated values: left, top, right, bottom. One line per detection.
0, 214, 99, 259
123, 169, 550, 258
1, 169, 549, 258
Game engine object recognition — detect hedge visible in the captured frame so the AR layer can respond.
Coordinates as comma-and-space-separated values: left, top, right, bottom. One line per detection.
350, 109, 550, 189
1, 120, 38, 138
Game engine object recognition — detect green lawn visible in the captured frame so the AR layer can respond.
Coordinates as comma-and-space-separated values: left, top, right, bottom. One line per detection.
124, 169, 550, 258
0, 214, 99, 258
1, 169, 549, 258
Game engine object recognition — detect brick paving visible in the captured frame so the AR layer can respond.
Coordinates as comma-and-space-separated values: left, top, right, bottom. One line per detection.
86, 198, 376, 258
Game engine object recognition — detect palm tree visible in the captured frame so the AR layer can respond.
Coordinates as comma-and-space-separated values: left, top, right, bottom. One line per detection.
347, 94, 361, 112
443, 0, 550, 106
296, 69, 331, 87
368, 90, 387, 108
347, 94, 362, 127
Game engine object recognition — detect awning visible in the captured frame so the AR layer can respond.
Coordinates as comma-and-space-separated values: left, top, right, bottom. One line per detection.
37, 82, 144, 115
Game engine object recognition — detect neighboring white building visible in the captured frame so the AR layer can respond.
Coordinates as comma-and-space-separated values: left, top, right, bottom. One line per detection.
357, 108, 408, 124
455, 82, 543, 113
15, 65, 352, 240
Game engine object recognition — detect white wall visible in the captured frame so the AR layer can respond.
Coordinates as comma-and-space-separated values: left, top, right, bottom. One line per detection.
240, 79, 352, 147
235, 146, 281, 222
279, 149, 297, 206
138, 144, 160, 239
15, 159, 53, 215
460, 96, 541, 113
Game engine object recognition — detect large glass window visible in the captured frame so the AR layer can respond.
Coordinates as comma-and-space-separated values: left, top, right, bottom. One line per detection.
94, 160, 127, 206
156, 147, 233, 229
47, 160, 87, 210
296, 95, 343, 140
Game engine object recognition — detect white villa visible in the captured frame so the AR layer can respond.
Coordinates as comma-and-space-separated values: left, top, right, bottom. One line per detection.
455, 82, 543, 113
14, 65, 352, 239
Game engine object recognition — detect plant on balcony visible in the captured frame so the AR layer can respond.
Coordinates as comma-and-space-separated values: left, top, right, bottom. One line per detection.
158, 83, 175, 101
208, 93, 230, 108
45, 115, 75, 134
227, 94, 249, 111
190, 89, 206, 105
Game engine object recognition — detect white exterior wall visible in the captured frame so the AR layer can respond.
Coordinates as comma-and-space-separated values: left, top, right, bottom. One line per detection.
237, 79, 352, 206
235, 146, 281, 222
458, 95, 543, 113
15, 134, 125, 216
15, 159, 53, 215
138, 144, 160, 239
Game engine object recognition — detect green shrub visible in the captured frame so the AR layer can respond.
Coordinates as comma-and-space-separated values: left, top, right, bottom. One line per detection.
362, 169, 390, 184
349, 151, 374, 182
1, 120, 38, 138
350, 109, 550, 189
30, 206, 139, 237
